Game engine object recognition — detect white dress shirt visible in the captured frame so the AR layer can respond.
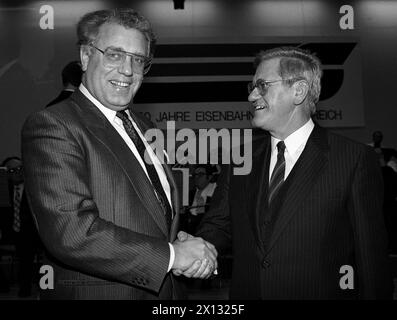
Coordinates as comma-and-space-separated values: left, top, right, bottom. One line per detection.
79, 84, 175, 271
269, 118, 315, 182
190, 182, 217, 216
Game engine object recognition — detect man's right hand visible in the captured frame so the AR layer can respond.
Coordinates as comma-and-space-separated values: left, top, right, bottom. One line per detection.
172, 232, 218, 279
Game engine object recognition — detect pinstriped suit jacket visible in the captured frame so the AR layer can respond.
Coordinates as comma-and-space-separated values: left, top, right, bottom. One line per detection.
197, 125, 393, 299
21, 90, 184, 300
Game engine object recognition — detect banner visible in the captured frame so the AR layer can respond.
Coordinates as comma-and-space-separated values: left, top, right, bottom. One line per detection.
134, 38, 364, 129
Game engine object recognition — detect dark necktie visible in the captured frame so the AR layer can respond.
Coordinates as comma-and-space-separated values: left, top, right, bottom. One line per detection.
13, 184, 22, 232
116, 110, 172, 228
268, 141, 286, 204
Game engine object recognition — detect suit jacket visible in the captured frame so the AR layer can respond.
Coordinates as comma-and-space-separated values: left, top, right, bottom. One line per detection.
197, 125, 393, 299
22, 90, 184, 300
46, 90, 74, 108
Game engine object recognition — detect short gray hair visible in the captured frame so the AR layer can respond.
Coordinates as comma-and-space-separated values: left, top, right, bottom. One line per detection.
77, 8, 156, 58
254, 47, 322, 114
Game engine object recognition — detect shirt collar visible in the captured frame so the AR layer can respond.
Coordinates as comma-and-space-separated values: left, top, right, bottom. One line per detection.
198, 182, 217, 198
79, 83, 131, 124
271, 118, 315, 157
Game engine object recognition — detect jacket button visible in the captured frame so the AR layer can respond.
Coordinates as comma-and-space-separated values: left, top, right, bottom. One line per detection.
262, 260, 270, 268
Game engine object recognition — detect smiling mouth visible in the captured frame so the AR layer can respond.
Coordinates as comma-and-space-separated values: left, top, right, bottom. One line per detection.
254, 104, 268, 111
109, 80, 131, 88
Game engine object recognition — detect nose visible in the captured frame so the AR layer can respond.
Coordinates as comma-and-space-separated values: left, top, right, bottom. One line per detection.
248, 87, 261, 102
118, 55, 133, 76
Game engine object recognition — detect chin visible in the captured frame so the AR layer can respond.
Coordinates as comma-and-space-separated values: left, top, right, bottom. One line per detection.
252, 116, 265, 128
108, 96, 132, 107
252, 119, 271, 132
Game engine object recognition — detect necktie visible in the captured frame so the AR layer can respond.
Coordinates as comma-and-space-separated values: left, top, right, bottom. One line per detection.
268, 141, 286, 204
13, 184, 22, 232
116, 110, 172, 228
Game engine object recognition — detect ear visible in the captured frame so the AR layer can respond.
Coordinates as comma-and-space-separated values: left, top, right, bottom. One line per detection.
80, 45, 90, 72
293, 80, 309, 106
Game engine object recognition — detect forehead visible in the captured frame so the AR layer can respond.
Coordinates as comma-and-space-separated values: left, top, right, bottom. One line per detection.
194, 168, 207, 175
254, 58, 280, 80
96, 23, 148, 55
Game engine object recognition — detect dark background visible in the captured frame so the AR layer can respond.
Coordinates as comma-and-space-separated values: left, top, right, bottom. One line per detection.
0, 0, 396, 158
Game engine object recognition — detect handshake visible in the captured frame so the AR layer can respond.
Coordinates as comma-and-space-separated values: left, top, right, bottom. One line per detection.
171, 231, 218, 279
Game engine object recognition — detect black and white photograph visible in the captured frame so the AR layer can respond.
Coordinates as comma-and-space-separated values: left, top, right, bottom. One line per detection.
0, 0, 396, 308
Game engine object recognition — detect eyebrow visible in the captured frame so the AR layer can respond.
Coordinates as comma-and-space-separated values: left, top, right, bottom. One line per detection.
107, 46, 146, 57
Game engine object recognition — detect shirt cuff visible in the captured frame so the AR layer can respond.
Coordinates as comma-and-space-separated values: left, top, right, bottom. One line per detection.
168, 243, 175, 272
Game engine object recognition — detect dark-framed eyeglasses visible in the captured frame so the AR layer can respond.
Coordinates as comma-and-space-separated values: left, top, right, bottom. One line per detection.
248, 78, 300, 96
90, 45, 152, 75
7, 166, 23, 174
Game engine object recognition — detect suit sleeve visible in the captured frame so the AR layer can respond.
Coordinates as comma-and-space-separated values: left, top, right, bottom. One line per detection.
348, 146, 393, 299
21, 111, 169, 293
196, 164, 232, 254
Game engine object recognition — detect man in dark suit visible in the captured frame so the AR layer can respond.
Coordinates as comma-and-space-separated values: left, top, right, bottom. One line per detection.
190, 47, 393, 299
22, 8, 217, 300
1, 156, 42, 298
184, 165, 217, 235
46, 61, 83, 108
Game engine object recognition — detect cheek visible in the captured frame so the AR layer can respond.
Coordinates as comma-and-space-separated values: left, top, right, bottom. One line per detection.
131, 76, 143, 92
268, 92, 287, 112
134, 74, 143, 83
88, 65, 106, 89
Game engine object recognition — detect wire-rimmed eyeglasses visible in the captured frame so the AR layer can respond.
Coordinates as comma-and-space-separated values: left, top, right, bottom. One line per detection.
7, 166, 23, 174
248, 78, 301, 96
90, 45, 152, 75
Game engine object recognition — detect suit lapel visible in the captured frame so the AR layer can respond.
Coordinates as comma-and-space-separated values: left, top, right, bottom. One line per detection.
265, 125, 329, 254
246, 130, 271, 251
70, 91, 169, 236
163, 163, 180, 242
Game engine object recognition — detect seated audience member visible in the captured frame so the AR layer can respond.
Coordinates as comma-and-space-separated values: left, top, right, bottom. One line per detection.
369, 132, 397, 253
1, 157, 42, 297
369, 130, 397, 168
186, 165, 218, 235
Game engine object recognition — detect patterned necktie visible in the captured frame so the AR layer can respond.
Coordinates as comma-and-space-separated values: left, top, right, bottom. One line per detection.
13, 184, 22, 232
268, 141, 286, 204
116, 110, 172, 228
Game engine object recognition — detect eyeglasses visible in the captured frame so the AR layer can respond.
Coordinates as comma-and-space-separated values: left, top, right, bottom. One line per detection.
7, 166, 23, 174
248, 78, 299, 96
90, 45, 152, 75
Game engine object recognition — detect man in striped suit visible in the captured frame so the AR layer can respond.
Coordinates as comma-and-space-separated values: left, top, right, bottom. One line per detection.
194, 47, 393, 299
21, 8, 217, 300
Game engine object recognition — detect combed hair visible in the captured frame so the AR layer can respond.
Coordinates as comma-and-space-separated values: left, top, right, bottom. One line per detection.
1, 156, 21, 167
76, 8, 156, 58
254, 47, 322, 114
